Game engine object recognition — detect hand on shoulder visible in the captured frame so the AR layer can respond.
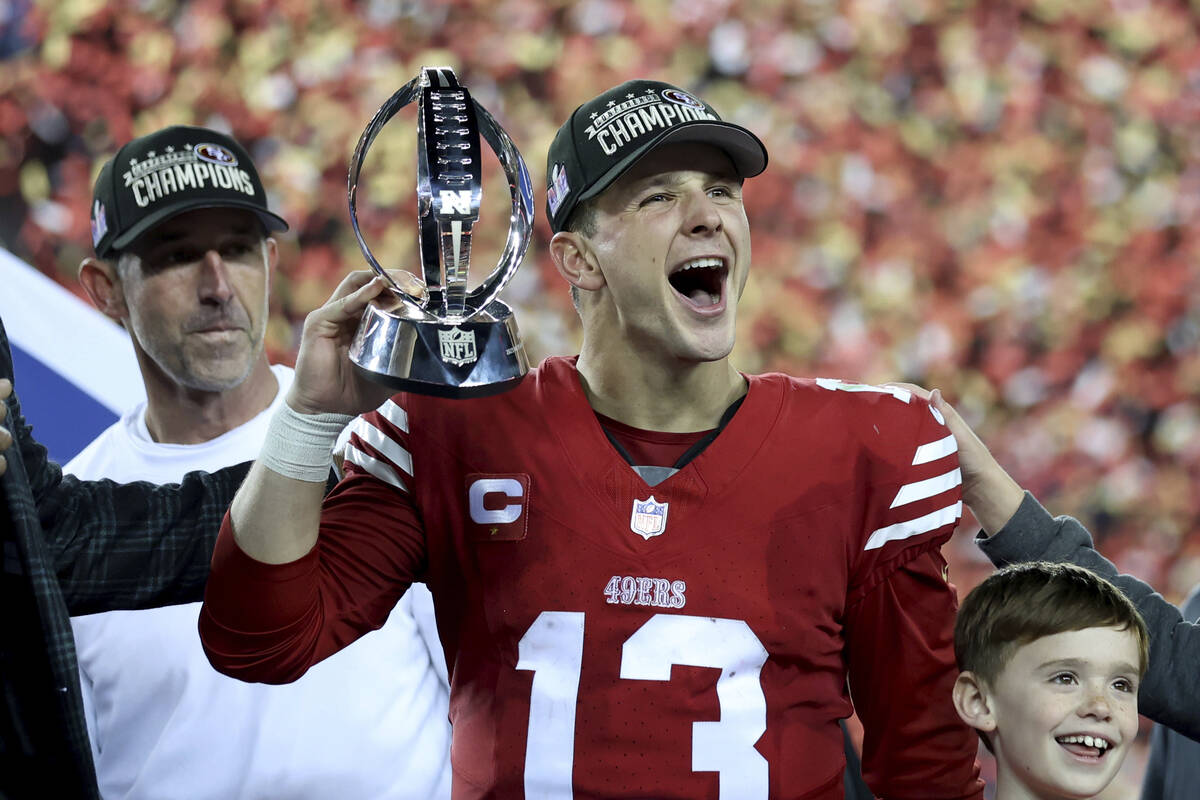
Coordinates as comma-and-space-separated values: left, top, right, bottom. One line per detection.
886, 382, 1024, 535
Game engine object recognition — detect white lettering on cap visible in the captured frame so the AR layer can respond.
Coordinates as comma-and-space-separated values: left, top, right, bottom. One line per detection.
590, 100, 717, 156
129, 163, 256, 208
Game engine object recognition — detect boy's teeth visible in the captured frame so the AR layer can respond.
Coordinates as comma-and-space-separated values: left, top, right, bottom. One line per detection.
680, 257, 722, 270
1058, 734, 1109, 751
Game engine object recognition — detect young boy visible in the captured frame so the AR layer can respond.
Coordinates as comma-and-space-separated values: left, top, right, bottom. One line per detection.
953, 561, 1149, 799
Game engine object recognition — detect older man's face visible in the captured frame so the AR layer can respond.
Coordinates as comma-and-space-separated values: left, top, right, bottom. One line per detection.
118, 207, 274, 392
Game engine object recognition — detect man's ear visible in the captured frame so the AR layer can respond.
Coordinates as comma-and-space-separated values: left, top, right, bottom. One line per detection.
78, 257, 128, 324
952, 671, 996, 733
264, 236, 279, 274
549, 231, 605, 295
263, 236, 279, 290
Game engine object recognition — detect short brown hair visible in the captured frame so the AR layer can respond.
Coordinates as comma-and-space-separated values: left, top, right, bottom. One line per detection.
563, 197, 599, 311
955, 562, 1150, 686
564, 196, 598, 238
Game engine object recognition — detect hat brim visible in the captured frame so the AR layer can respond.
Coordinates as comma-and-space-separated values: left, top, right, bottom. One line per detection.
109, 198, 289, 253
575, 120, 768, 208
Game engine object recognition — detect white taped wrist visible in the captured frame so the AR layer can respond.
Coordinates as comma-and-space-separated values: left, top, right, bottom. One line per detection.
259, 402, 353, 482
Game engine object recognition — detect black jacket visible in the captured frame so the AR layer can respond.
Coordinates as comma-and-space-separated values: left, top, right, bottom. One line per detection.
0, 317, 249, 798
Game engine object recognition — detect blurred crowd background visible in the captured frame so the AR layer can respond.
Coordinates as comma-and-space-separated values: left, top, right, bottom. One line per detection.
3, 0, 1199, 794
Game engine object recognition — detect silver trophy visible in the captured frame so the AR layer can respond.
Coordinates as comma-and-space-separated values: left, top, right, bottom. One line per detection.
348, 67, 534, 397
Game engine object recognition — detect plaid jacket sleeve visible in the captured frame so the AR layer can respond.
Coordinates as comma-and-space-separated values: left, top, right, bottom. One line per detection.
7, 365, 249, 615
33, 449, 250, 615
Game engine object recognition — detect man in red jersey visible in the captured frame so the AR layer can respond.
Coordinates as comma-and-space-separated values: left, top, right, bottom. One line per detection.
199, 80, 983, 800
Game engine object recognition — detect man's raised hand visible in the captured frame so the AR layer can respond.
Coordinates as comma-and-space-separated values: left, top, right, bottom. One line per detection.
286, 269, 426, 417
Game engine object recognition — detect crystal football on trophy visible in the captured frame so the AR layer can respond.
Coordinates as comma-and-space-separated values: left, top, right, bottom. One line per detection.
347, 67, 534, 397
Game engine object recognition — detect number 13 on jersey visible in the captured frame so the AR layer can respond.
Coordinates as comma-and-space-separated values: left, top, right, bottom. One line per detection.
517, 611, 770, 799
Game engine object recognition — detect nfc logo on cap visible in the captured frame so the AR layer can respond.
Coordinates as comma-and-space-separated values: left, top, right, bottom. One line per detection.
467, 474, 530, 541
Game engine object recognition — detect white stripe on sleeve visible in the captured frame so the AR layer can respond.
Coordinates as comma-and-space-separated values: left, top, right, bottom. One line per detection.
377, 399, 409, 433
889, 468, 962, 509
349, 417, 413, 477
865, 501, 962, 551
912, 434, 957, 465
344, 445, 408, 492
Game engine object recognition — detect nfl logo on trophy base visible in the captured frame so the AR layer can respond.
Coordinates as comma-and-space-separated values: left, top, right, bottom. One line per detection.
438, 327, 478, 367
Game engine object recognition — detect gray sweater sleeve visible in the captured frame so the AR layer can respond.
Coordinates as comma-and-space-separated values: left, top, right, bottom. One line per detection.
1140, 587, 1200, 800
977, 492, 1200, 740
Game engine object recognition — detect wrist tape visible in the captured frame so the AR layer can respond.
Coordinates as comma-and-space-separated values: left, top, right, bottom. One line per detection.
259, 402, 353, 482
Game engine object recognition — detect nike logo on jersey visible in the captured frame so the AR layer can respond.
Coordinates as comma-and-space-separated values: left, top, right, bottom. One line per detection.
467, 474, 530, 541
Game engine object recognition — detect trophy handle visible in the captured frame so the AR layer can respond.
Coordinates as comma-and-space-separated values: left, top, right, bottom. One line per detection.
346, 69, 534, 321
469, 101, 534, 313
347, 73, 425, 308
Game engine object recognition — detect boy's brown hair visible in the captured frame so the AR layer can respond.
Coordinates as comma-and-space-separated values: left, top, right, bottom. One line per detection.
955, 561, 1150, 686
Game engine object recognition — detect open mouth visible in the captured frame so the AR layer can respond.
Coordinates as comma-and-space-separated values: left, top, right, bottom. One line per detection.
1055, 734, 1113, 762
668, 257, 728, 309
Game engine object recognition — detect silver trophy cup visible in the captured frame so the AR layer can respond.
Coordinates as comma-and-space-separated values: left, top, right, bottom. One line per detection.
348, 67, 534, 397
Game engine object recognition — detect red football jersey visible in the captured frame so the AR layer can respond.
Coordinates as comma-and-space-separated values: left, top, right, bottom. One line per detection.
202, 357, 980, 799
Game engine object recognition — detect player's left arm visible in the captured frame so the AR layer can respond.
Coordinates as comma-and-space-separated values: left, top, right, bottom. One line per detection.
845, 549, 982, 799
840, 389, 982, 800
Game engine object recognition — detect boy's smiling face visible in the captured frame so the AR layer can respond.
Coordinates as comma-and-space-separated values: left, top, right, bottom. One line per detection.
960, 626, 1141, 799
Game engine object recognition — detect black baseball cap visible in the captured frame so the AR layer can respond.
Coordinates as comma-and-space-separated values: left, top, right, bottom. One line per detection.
90, 125, 288, 258
546, 79, 768, 233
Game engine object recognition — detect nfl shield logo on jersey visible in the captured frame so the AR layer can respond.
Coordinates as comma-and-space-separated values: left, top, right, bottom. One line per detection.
438, 326, 478, 366
629, 496, 669, 540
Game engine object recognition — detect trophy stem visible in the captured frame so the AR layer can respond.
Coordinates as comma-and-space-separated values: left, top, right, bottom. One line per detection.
421, 81, 481, 320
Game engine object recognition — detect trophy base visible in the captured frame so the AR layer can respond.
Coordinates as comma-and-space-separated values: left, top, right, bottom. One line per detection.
349, 297, 530, 399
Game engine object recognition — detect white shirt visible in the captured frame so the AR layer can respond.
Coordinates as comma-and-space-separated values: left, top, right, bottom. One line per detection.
67, 365, 451, 800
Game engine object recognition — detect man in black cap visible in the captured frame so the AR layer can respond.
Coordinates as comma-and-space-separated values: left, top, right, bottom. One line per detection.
199, 81, 983, 799
80, 125, 290, 456
66, 125, 451, 799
